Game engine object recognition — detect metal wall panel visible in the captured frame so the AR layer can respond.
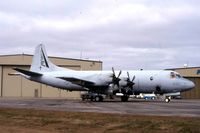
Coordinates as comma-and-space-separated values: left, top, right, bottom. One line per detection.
181, 78, 200, 99
60, 90, 81, 99
0, 66, 2, 97
22, 76, 41, 97
3, 66, 21, 97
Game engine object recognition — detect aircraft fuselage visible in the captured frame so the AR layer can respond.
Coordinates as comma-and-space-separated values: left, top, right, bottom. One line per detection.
28, 69, 194, 94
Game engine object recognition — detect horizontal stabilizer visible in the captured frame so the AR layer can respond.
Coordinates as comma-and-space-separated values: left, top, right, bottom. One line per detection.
8, 72, 21, 76
13, 68, 42, 77
57, 77, 95, 87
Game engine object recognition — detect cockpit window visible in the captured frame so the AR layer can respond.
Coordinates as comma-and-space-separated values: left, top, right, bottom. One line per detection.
170, 72, 182, 79
176, 74, 182, 78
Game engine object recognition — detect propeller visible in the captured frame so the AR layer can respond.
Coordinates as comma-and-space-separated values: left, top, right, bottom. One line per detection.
126, 72, 135, 89
107, 67, 122, 98
121, 72, 135, 94
111, 67, 122, 87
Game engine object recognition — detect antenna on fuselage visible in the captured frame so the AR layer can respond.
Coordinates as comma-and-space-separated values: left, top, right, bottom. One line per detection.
184, 63, 188, 68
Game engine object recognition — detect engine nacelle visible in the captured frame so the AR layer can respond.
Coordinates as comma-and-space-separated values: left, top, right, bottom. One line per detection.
121, 87, 134, 95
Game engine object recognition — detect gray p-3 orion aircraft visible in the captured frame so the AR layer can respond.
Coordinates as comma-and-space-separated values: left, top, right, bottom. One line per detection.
13, 44, 195, 102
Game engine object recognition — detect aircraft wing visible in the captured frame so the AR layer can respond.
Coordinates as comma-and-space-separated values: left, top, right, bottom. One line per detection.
57, 77, 95, 87
13, 68, 42, 77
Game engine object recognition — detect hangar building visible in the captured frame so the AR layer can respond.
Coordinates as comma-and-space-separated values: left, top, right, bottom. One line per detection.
0, 54, 102, 99
169, 67, 200, 99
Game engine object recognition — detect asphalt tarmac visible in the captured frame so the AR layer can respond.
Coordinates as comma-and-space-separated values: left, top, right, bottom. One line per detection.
0, 98, 199, 117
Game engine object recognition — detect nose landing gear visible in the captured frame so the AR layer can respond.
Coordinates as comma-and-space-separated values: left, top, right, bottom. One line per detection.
165, 96, 171, 103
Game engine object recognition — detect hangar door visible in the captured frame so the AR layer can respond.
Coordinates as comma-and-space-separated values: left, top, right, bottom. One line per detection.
181, 77, 200, 99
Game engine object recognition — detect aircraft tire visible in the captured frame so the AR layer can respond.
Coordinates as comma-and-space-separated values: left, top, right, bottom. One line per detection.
121, 96, 129, 102
95, 96, 100, 102
165, 98, 170, 103
99, 96, 103, 102
90, 96, 94, 101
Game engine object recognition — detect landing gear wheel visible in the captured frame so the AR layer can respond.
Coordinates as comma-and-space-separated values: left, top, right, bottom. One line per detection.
90, 96, 94, 101
99, 96, 103, 102
95, 96, 103, 102
165, 98, 170, 103
95, 96, 100, 102
121, 96, 129, 102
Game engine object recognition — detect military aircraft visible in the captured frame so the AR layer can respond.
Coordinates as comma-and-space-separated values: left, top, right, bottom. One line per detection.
13, 44, 195, 102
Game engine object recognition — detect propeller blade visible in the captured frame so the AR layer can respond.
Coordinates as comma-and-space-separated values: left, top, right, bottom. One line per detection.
132, 75, 135, 82
117, 70, 122, 78
112, 67, 115, 77
127, 72, 130, 81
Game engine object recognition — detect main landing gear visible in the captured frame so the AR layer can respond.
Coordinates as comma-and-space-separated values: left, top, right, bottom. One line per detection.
94, 95, 104, 102
81, 92, 104, 102
120, 95, 129, 102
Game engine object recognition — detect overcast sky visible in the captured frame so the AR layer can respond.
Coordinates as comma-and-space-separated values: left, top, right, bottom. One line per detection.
0, 0, 200, 70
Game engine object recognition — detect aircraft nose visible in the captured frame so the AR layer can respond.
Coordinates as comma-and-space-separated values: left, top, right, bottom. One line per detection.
186, 80, 195, 90
190, 81, 195, 88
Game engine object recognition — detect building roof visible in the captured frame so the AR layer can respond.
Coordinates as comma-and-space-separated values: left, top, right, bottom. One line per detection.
165, 66, 200, 70
0, 54, 102, 63
0, 54, 102, 68
166, 66, 200, 78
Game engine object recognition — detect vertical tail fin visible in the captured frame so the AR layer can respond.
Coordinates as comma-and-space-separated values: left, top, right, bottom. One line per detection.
30, 44, 59, 72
